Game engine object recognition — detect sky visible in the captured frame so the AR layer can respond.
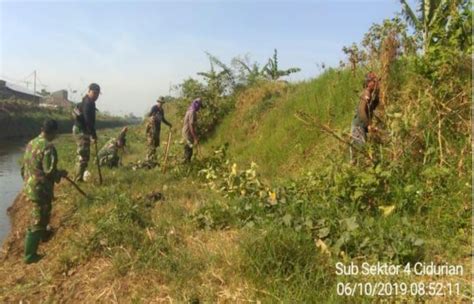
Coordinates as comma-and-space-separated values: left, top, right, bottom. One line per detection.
0, 0, 406, 116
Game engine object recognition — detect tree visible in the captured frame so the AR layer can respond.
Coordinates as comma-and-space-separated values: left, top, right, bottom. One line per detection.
205, 52, 235, 85
178, 78, 206, 100
39, 88, 50, 97
362, 17, 416, 61
262, 49, 301, 80
399, 0, 471, 53
400, 0, 471, 84
399, 0, 444, 51
197, 52, 235, 96
231, 54, 266, 86
342, 43, 367, 75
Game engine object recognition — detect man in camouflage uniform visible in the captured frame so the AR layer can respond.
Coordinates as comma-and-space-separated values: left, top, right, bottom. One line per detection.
145, 96, 172, 162
182, 98, 201, 163
98, 127, 128, 168
350, 72, 380, 163
72, 83, 100, 181
21, 119, 67, 264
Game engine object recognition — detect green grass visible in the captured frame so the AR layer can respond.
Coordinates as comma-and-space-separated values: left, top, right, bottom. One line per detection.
193, 66, 470, 301
207, 68, 365, 180
1, 65, 470, 303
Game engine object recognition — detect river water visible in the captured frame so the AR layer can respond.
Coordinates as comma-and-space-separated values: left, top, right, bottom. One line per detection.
0, 138, 27, 243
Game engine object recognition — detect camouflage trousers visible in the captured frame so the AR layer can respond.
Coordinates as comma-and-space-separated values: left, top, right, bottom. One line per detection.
146, 131, 160, 161
99, 154, 119, 168
73, 126, 91, 181
27, 198, 51, 233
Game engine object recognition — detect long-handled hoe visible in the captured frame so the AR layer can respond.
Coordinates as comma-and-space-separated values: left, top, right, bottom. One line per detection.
162, 131, 172, 173
64, 176, 91, 199
94, 141, 103, 185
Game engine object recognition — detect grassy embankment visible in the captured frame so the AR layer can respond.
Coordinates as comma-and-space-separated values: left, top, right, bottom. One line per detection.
0, 67, 470, 302
0, 99, 130, 139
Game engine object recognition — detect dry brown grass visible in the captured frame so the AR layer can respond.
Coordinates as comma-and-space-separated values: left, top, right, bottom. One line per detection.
379, 31, 399, 108
0, 177, 256, 303
233, 81, 288, 127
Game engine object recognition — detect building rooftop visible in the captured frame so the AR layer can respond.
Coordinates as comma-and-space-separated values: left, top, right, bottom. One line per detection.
0, 79, 43, 97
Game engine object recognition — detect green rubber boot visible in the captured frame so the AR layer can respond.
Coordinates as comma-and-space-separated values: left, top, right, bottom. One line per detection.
24, 229, 43, 264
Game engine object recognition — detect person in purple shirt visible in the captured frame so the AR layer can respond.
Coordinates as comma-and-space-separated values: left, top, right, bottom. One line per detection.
182, 98, 201, 163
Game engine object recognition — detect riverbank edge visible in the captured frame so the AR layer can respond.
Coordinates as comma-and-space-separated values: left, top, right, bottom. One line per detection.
1, 178, 72, 261
1, 193, 28, 259
0, 119, 135, 140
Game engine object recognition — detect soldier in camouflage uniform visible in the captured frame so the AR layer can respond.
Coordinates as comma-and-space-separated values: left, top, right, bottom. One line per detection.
182, 98, 201, 163
145, 97, 172, 162
350, 72, 380, 163
21, 119, 67, 264
98, 127, 128, 168
72, 83, 100, 181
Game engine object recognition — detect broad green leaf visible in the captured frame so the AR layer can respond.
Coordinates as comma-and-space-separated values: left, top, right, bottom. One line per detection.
352, 190, 364, 200
413, 238, 424, 246
318, 227, 330, 238
343, 217, 359, 231
379, 205, 396, 217
282, 214, 293, 226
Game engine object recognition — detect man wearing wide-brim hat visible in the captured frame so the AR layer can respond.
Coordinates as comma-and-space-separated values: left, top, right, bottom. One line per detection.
145, 96, 172, 163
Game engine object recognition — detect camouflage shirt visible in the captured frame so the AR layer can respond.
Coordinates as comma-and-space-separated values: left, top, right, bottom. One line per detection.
98, 138, 119, 159
21, 134, 61, 203
148, 105, 171, 128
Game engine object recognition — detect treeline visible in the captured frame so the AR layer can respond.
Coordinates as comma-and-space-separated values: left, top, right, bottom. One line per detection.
0, 99, 132, 139
171, 49, 301, 138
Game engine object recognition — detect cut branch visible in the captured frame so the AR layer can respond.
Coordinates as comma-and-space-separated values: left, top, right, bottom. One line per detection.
294, 110, 374, 162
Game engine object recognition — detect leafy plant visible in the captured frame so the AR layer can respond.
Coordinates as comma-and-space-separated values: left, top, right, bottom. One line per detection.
262, 49, 301, 80
175, 50, 301, 139
399, 0, 470, 52
197, 52, 235, 97
231, 55, 266, 86
342, 43, 367, 74
193, 143, 430, 264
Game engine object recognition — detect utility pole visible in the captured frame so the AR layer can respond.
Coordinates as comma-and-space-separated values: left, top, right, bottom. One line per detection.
33, 70, 37, 101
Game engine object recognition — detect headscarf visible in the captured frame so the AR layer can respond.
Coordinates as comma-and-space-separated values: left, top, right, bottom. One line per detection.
364, 72, 378, 88
188, 98, 202, 112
